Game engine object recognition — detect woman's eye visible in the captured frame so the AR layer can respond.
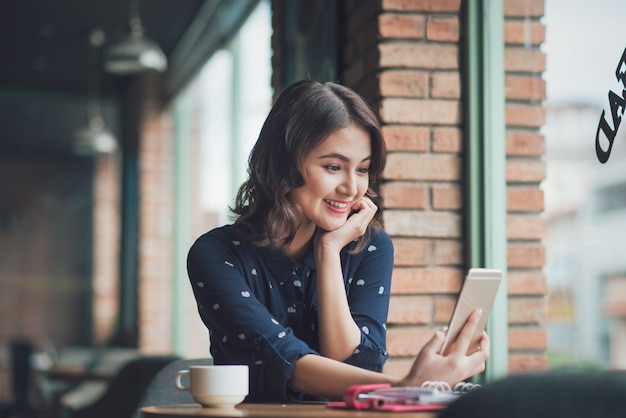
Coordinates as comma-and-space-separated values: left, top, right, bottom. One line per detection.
357, 167, 370, 174
324, 164, 341, 171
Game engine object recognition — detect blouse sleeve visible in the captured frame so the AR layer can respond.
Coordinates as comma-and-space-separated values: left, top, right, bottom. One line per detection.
186, 233, 317, 402
342, 228, 394, 371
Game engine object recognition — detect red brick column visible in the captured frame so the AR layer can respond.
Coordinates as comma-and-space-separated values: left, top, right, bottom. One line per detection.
92, 153, 121, 345
137, 74, 175, 354
504, 0, 548, 372
341, 0, 466, 378
339, 0, 548, 376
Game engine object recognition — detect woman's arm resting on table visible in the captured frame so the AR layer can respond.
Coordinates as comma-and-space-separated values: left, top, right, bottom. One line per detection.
289, 354, 399, 400
290, 308, 489, 400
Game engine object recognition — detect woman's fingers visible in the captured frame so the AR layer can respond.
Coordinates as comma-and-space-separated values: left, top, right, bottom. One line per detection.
463, 331, 489, 375
479, 331, 490, 353
314, 197, 378, 252
451, 308, 482, 355
471, 332, 490, 359
342, 197, 377, 236
422, 327, 447, 353
350, 197, 377, 221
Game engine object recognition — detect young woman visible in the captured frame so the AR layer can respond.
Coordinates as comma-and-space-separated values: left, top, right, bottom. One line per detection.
187, 80, 489, 402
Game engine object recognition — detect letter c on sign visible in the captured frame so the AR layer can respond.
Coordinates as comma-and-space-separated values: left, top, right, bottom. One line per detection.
596, 110, 615, 164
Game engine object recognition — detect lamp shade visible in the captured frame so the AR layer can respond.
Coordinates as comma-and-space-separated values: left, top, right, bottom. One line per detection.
74, 115, 118, 155
103, 33, 167, 75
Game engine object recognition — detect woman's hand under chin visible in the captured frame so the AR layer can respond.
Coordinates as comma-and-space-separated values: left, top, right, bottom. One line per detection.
314, 197, 378, 254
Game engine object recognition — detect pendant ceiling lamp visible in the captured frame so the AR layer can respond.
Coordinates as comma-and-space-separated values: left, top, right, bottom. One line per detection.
103, 0, 167, 75
74, 114, 118, 155
74, 29, 118, 156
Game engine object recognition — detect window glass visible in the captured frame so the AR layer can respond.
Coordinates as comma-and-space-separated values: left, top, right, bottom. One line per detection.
197, 1, 272, 229
172, 0, 272, 357
543, 0, 626, 368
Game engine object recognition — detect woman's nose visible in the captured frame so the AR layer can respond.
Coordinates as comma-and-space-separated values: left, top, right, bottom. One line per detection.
339, 173, 357, 196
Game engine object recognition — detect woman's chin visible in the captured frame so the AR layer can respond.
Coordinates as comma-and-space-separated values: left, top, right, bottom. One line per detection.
317, 221, 345, 232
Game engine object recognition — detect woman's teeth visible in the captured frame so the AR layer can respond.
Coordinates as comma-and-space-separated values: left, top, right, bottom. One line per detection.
325, 200, 348, 209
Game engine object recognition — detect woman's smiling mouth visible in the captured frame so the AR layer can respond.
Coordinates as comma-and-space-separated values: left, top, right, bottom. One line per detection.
324, 199, 350, 212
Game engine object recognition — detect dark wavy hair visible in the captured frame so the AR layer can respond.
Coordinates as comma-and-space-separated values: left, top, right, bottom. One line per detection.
231, 80, 387, 253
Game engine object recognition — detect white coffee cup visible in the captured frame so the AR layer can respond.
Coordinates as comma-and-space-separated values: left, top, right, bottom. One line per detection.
175, 365, 249, 408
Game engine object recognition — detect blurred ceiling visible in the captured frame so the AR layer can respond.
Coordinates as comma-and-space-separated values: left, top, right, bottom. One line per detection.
0, 0, 259, 156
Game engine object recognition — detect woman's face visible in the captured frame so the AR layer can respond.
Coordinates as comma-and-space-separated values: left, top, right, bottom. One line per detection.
291, 124, 372, 232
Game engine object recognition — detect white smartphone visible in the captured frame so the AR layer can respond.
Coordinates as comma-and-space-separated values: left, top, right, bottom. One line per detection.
440, 268, 502, 355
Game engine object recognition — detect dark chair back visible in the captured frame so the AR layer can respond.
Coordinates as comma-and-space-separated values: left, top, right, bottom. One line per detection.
133, 357, 214, 416
61, 355, 179, 418
438, 369, 626, 418
0, 340, 36, 418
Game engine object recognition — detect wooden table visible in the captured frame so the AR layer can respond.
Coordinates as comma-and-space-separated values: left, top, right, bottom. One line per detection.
140, 403, 440, 418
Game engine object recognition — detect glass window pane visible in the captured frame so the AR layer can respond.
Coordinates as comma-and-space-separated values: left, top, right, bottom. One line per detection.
543, 0, 626, 369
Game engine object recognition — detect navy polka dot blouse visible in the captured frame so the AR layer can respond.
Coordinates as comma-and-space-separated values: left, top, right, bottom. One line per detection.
187, 224, 393, 402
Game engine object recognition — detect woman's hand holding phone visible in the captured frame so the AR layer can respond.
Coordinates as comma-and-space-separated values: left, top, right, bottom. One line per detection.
400, 308, 490, 389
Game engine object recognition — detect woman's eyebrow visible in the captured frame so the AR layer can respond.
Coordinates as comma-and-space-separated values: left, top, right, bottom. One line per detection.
318, 153, 372, 163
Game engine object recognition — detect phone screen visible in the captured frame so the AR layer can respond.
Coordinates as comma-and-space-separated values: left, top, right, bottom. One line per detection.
440, 268, 502, 356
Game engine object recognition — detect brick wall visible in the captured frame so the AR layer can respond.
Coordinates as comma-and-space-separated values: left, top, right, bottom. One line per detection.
137, 74, 176, 354
503, 0, 548, 372
133, 71, 213, 357
337, 0, 548, 377
133, 0, 548, 370
0, 156, 94, 395
92, 153, 121, 345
